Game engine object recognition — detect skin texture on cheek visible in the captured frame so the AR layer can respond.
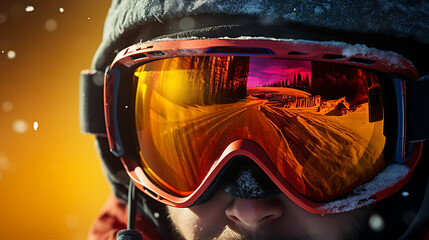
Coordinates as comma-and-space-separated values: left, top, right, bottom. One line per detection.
168, 190, 233, 240
167, 190, 371, 240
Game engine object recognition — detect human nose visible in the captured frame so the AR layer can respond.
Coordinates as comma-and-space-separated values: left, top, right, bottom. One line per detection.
225, 197, 283, 227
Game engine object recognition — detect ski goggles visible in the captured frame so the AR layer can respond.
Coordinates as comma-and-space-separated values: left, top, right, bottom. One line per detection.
101, 38, 424, 214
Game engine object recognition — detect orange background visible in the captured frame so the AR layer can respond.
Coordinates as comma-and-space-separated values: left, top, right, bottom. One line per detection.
0, 1, 111, 239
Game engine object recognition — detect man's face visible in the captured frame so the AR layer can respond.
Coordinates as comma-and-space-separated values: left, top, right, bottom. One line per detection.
167, 189, 370, 240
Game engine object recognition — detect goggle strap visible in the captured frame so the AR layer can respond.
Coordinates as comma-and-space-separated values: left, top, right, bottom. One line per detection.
80, 69, 107, 136
406, 74, 429, 142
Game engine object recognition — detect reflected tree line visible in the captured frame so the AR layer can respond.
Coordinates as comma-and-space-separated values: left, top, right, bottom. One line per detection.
180, 56, 249, 104
256, 72, 311, 91
171, 57, 379, 111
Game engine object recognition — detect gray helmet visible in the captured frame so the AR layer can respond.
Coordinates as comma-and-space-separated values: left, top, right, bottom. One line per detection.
91, 0, 429, 71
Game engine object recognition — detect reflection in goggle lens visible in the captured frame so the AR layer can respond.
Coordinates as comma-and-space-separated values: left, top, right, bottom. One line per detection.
134, 56, 386, 201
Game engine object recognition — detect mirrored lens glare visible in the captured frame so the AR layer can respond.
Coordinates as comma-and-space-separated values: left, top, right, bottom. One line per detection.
134, 56, 386, 201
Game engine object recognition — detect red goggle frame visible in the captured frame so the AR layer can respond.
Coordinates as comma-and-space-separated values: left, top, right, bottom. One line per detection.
104, 38, 423, 214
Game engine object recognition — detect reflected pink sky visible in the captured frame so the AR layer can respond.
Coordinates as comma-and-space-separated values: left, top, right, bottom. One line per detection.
247, 58, 312, 87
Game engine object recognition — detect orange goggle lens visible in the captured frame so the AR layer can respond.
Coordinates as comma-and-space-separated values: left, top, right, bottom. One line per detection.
134, 56, 386, 202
